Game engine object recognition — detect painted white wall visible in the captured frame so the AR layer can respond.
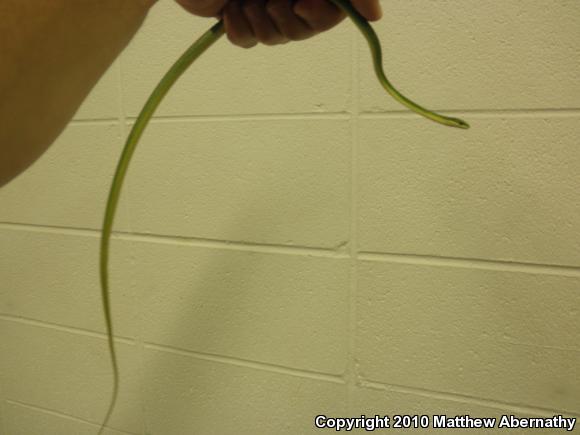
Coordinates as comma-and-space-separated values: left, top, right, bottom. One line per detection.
1, 0, 579, 433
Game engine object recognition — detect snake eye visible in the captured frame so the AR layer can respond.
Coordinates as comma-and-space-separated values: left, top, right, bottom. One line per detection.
454, 118, 470, 129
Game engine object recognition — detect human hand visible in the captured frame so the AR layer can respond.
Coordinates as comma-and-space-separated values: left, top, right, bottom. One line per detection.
175, 0, 382, 48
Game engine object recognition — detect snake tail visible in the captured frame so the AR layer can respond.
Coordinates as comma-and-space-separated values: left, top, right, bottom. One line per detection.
97, 21, 225, 435
330, 0, 469, 129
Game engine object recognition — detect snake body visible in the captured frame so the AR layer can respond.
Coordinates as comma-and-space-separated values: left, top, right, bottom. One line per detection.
97, 3, 468, 433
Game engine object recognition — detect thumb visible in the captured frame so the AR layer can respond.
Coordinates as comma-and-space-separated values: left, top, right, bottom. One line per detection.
175, 0, 227, 18
349, 0, 382, 21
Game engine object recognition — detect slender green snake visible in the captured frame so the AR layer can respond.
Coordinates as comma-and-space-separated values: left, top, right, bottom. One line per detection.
97, 2, 468, 433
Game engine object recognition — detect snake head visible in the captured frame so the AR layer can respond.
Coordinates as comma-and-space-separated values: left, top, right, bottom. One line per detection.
449, 117, 470, 129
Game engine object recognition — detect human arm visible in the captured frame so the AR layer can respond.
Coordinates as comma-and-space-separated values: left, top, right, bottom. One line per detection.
0, 0, 382, 187
0, 0, 156, 187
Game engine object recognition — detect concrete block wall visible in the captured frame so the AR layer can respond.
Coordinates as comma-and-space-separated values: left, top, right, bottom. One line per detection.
1, 0, 579, 433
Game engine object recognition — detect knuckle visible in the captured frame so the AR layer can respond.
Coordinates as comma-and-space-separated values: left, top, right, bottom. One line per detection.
265, 0, 286, 17
261, 34, 287, 46
286, 26, 311, 41
224, 1, 240, 19
305, 18, 327, 31
226, 28, 256, 48
242, 0, 262, 18
236, 38, 258, 48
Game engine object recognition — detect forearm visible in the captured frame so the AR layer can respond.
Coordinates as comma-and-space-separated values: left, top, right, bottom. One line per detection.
0, 0, 157, 187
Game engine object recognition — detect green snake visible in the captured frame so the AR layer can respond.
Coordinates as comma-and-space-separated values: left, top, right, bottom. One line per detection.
97, 1, 468, 433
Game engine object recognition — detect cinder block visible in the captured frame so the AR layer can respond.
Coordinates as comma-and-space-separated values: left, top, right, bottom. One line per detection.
359, 0, 580, 112
0, 229, 138, 338
356, 259, 580, 412
123, 118, 350, 248
142, 347, 346, 435
357, 116, 580, 267
0, 320, 141, 433
0, 123, 130, 231
4, 401, 136, 435
131, 239, 349, 374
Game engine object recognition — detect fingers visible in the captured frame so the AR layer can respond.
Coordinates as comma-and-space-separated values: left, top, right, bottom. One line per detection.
175, 0, 227, 17
224, 0, 307, 47
224, 0, 258, 47
177, 0, 376, 49
349, 0, 382, 21
223, 0, 345, 48
265, 0, 312, 41
242, 0, 288, 45
293, 0, 345, 32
